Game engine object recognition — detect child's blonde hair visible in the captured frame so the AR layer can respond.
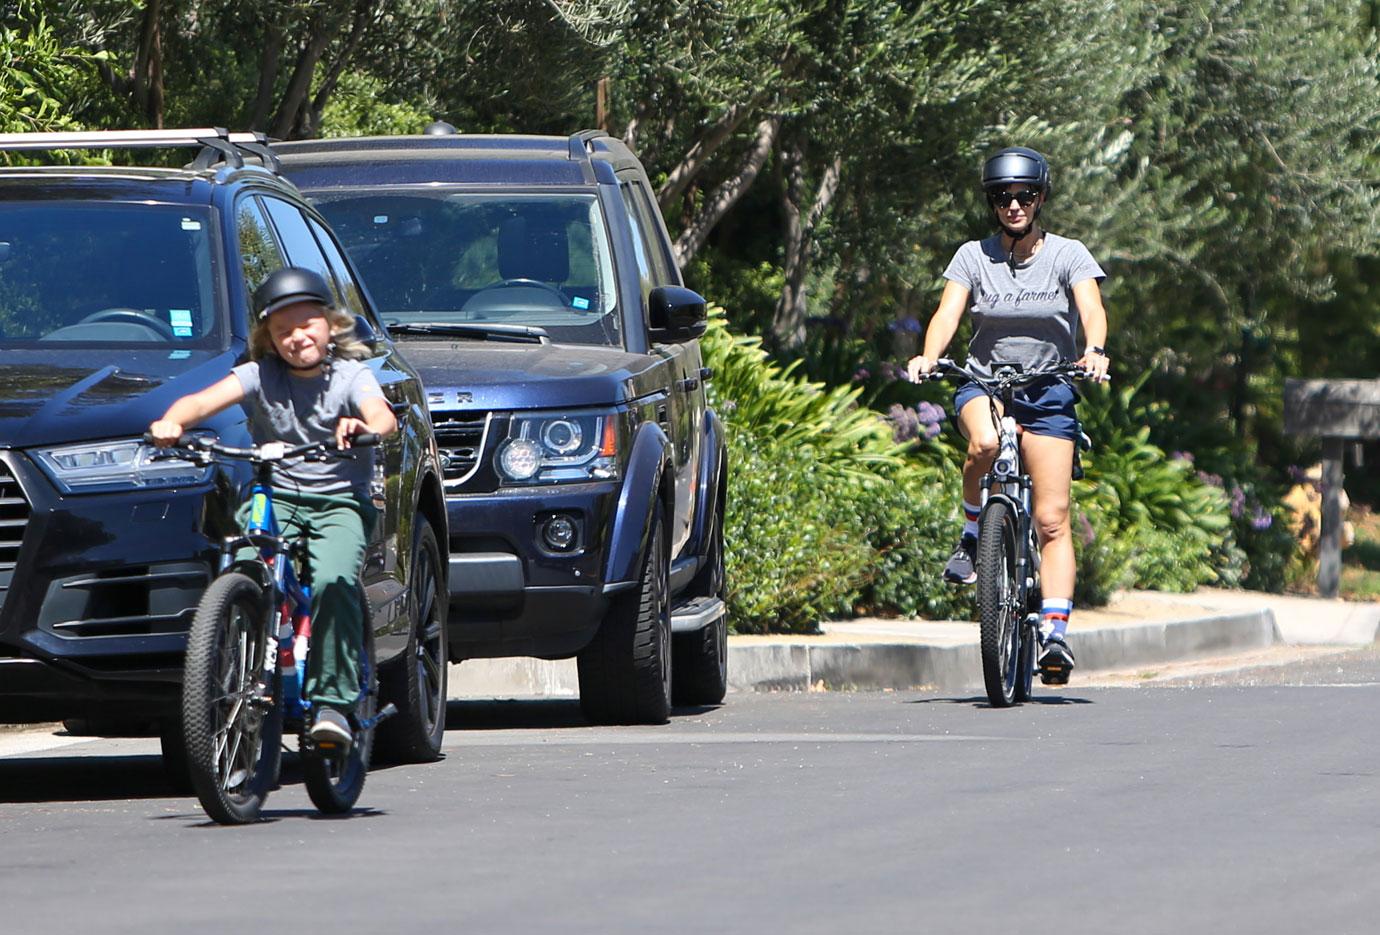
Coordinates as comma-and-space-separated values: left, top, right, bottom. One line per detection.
249, 302, 372, 362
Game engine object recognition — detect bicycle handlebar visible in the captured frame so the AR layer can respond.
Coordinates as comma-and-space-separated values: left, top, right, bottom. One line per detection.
916, 358, 1095, 389
144, 432, 379, 464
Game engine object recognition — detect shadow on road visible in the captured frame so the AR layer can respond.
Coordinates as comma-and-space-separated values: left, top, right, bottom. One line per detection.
0, 752, 180, 804
907, 694, 1095, 707
444, 698, 722, 732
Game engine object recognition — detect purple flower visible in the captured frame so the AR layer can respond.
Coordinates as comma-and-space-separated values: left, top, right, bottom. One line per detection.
1170, 450, 1194, 463
1228, 485, 1247, 519
887, 403, 921, 443
853, 367, 871, 382
1197, 470, 1224, 489
879, 361, 905, 382
1077, 513, 1096, 546
1251, 507, 1273, 531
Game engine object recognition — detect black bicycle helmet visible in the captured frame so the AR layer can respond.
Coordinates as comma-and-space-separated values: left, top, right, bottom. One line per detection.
981, 146, 1052, 198
252, 267, 335, 320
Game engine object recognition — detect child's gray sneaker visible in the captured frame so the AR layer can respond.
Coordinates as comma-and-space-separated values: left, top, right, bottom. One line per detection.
310, 707, 353, 750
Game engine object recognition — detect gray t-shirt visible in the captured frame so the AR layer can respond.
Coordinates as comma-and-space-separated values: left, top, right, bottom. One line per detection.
232, 356, 385, 498
942, 232, 1105, 378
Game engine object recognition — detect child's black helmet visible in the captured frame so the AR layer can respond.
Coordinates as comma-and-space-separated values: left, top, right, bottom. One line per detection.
981, 147, 1052, 198
252, 267, 335, 320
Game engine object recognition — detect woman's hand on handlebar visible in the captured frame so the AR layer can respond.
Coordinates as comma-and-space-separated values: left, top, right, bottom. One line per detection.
906, 355, 937, 383
1076, 349, 1111, 383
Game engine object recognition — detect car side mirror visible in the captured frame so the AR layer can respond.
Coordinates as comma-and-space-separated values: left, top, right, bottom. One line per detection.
648, 286, 707, 343
354, 314, 382, 346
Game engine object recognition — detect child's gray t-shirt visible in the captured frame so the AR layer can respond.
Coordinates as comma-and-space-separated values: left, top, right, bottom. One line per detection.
231, 356, 385, 498
942, 232, 1105, 378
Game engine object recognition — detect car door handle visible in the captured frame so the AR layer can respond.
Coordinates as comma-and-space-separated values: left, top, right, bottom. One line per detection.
676, 377, 699, 393
699, 367, 713, 383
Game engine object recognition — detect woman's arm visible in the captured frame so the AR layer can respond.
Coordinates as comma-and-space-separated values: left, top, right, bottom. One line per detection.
905, 280, 970, 381
148, 374, 247, 446
1072, 278, 1110, 382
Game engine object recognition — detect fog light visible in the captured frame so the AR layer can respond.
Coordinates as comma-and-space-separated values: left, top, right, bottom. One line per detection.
541, 515, 579, 551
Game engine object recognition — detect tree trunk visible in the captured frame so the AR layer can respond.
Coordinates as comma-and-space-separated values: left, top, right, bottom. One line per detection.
671, 115, 780, 269
132, 0, 164, 128
249, 19, 285, 132
657, 92, 768, 213
270, 7, 350, 140
307, 0, 379, 135
771, 149, 843, 350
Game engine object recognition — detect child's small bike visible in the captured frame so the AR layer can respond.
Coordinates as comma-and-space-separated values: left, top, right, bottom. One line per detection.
152, 433, 393, 824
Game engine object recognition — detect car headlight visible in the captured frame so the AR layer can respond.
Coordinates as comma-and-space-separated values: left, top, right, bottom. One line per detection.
495, 410, 623, 484
34, 438, 214, 494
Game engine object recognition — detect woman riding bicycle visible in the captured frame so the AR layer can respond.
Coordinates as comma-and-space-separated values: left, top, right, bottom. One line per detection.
905, 147, 1109, 684
150, 267, 397, 746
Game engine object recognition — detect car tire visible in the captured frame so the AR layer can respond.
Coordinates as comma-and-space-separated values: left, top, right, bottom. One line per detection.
377, 515, 448, 763
673, 487, 728, 705
578, 503, 672, 725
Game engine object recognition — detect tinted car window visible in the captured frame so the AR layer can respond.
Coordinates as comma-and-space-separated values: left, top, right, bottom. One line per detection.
306, 216, 370, 323
260, 196, 338, 294
312, 190, 621, 347
236, 196, 284, 297
0, 202, 222, 346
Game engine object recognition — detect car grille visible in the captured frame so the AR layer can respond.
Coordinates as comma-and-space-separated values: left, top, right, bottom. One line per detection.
433, 412, 490, 486
0, 461, 29, 599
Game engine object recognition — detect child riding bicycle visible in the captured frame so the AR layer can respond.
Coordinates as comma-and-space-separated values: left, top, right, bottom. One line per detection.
906, 147, 1110, 685
150, 267, 397, 747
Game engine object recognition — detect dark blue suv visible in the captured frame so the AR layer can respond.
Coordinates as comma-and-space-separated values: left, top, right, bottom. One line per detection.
0, 129, 450, 764
275, 130, 728, 724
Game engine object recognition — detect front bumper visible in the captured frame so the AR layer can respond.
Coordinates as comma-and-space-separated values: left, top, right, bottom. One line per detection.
0, 451, 242, 720
445, 481, 619, 659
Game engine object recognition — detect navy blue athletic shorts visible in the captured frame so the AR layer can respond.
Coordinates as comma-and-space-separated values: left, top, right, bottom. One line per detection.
952, 377, 1080, 442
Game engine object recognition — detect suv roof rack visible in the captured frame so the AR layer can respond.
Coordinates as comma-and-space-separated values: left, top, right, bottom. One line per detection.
0, 128, 280, 173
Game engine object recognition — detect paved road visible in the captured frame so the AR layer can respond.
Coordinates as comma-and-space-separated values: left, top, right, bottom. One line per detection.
2, 647, 1378, 935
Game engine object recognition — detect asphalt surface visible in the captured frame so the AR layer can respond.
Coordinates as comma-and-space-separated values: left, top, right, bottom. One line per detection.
2, 647, 1378, 935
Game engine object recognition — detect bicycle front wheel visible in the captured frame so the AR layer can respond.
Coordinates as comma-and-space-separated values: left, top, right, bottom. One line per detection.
976, 500, 1024, 708
182, 572, 283, 824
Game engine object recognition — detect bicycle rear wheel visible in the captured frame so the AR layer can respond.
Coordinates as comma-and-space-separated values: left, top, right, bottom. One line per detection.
182, 572, 283, 824
302, 608, 377, 814
976, 501, 1024, 707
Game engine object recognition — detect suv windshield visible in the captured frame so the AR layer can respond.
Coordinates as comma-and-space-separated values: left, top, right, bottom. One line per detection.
311, 190, 621, 346
0, 202, 222, 348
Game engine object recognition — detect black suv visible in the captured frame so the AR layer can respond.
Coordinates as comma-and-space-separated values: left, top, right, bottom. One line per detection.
275, 130, 728, 724
0, 129, 450, 762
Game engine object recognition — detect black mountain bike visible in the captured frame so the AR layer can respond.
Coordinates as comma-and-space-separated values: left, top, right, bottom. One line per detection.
921, 360, 1090, 707
152, 433, 394, 824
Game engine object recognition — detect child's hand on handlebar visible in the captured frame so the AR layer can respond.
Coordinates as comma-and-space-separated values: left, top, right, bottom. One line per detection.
148, 420, 185, 448
335, 417, 371, 450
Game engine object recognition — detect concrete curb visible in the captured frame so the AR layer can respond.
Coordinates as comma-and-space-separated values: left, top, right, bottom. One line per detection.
448, 605, 1300, 699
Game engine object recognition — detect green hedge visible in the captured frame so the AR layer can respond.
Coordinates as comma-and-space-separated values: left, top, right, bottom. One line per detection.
704, 311, 1288, 632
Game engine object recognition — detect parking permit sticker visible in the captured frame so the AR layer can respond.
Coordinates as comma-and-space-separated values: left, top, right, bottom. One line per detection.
181, 218, 202, 231
169, 309, 194, 338
572, 297, 591, 310
373, 215, 389, 224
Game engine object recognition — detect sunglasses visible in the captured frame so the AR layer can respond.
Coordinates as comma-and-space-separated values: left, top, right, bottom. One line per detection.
987, 188, 1041, 208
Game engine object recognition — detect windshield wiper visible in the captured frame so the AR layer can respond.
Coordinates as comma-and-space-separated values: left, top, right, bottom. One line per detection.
383, 321, 551, 345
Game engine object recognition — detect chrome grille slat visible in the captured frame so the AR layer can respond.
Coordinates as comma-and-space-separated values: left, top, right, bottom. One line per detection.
0, 462, 28, 592
433, 411, 491, 487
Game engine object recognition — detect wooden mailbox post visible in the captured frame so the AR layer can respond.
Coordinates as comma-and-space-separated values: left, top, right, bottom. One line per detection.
1283, 379, 1380, 598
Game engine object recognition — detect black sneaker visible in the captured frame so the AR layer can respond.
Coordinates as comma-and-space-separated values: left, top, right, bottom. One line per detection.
1038, 637, 1075, 685
310, 707, 353, 751
943, 536, 977, 585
